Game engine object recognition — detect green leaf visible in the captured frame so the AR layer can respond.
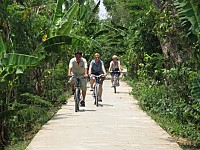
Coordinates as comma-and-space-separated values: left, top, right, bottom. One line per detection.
88, 0, 100, 22
35, 35, 89, 53
52, 0, 65, 26
57, 2, 79, 35
93, 30, 109, 38
0, 36, 6, 58
175, 0, 200, 36
1, 53, 38, 67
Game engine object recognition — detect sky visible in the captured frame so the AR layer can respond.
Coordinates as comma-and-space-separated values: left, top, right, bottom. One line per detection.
94, 0, 110, 20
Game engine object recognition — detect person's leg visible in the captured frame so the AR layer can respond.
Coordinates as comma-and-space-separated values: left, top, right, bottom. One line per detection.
68, 77, 75, 95
99, 77, 105, 100
80, 78, 87, 106
99, 84, 102, 97
117, 73, 120, 86
82, 90, 86, 101
111, 76, 114, 86
90, 78, 95, 91
80, 90, 86, 107
71, 83, 75, 90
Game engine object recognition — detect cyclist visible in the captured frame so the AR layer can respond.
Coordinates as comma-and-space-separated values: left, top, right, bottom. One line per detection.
68, 51, 88, 107
108, 55, 122, 87
88, 53, 107, 102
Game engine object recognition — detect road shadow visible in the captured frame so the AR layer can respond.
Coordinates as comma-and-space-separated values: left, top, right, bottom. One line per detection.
78, 109, 97, 112
98, 103, 114, 107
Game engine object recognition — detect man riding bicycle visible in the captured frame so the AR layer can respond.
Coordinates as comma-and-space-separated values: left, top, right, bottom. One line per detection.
68, 51, 88, 107
108, 55, 122, 87
88, 53, 107, 102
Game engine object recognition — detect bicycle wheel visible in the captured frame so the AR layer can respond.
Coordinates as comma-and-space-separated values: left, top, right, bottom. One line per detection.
93, 87, 96, 105
74, 88, 80, 112
113, 78, 117, 93
114, 85, 116, 93
95, 84, 99, 106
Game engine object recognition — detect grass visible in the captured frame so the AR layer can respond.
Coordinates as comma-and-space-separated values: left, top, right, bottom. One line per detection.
128, 79, 200, 149
4, 141, 30, 150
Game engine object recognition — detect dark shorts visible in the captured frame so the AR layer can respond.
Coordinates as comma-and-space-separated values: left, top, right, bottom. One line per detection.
110, 68, 120, 77
110, 72, 120, 77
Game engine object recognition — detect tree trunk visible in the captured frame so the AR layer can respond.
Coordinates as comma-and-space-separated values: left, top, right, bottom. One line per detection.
160, 37, 182, 67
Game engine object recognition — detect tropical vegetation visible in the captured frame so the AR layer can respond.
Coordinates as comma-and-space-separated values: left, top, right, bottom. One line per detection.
0, 0, 199, 149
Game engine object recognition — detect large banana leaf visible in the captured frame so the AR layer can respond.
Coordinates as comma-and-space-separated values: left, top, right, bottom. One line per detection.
52, 0, 65, 28
175, 0, 200, 36
57, 2, 79, 35
77, 2, 89, 21
88, 0, 100, 22
1, 53, 39, 67
35, 35, 86, 53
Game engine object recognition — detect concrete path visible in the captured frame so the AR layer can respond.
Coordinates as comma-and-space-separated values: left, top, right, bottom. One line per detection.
26, 79, 181, 150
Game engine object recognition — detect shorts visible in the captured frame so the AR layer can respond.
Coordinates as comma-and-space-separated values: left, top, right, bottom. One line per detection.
68, 77, 87, 91
110, 72, 120, 77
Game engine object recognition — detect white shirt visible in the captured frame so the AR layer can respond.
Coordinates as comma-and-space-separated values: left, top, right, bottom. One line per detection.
69, 57, 87, 75
110, 60, 120, 70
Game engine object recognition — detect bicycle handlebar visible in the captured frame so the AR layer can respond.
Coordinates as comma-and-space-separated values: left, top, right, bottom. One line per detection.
90, 74, 105, 78
109, 71, 126, 73
109, 71, 120, 73
70, 75, 85, 78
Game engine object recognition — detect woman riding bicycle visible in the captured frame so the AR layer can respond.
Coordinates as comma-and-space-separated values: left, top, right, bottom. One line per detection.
108, 55, 122, 87
88, 53, 107, 102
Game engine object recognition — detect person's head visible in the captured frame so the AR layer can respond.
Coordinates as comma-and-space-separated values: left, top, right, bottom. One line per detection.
75, 51, 82, 62
94, 53, 100, 62
112, 55, 118, 62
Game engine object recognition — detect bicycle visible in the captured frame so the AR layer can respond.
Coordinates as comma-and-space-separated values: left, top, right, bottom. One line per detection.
71, 75, 84, 112
91, 74, 104, 107
110, 71, 120, 93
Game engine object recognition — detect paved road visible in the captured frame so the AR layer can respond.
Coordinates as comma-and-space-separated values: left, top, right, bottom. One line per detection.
26, 79, 181, 150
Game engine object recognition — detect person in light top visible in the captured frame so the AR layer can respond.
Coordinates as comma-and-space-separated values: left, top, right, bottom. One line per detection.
88, 53, 107, 102
68, 51, 88, 107
108, 55, 122, 87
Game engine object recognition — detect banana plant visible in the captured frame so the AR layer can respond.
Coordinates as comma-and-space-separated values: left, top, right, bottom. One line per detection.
36, 0, 102, 54
174, 0, 200, 41
0, 36, 41, 145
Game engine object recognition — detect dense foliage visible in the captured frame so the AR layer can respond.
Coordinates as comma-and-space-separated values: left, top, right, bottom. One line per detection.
0, 0, 104, 148
0, 0, 200, 149
103, 0, 200, 148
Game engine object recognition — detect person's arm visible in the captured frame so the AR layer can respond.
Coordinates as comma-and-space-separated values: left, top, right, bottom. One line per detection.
88, 63, 92, 75
83, 58, 88, 78
68, 68, 72, 76
68, 59, 73, 76
102, 63, 107, 75
108, 61, 112, 72
118, 61, 122, 72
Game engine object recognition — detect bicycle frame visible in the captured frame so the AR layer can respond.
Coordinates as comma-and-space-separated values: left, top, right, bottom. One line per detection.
110, 71, 120, 93
72, 76, 83, 112
91, 74, 104, 106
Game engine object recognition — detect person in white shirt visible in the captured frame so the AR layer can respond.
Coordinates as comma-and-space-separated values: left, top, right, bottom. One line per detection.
108, 55, 122, 87
68, 51, 88, 107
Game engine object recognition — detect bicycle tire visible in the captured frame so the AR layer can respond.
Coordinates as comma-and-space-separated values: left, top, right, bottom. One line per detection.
95, 84, 99, 106
114, 85, 116, 93
74, 88, 80, 112
113, 78, 117, 93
